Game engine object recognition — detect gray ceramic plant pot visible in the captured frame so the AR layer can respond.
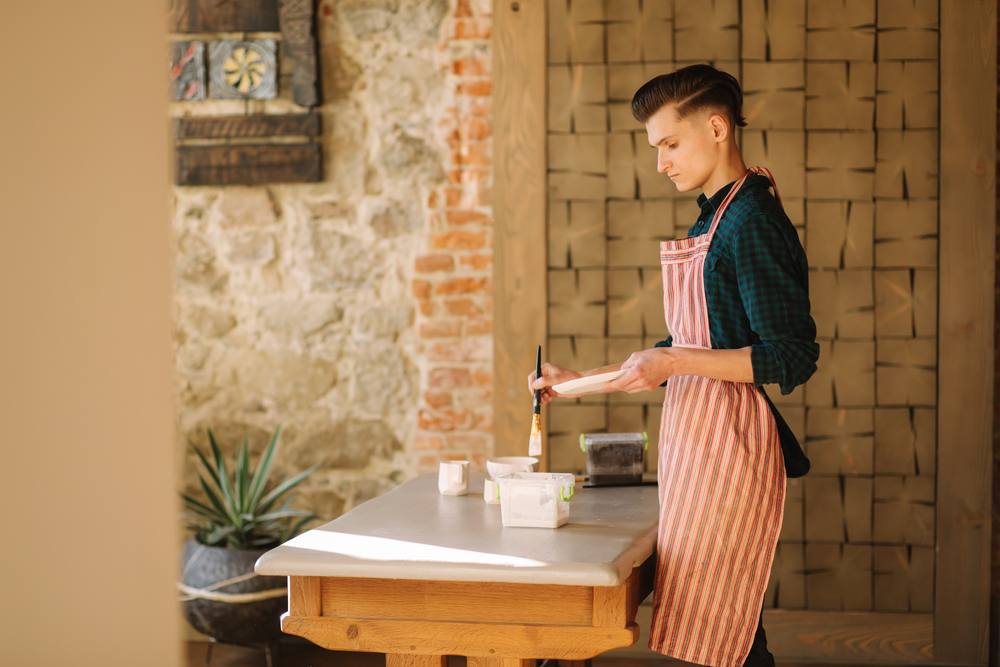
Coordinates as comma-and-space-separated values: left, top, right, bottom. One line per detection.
180, 536, 287, 646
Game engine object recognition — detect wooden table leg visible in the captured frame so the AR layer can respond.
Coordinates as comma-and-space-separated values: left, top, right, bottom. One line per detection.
386, 655, 447, 667
467, 659, 536, 667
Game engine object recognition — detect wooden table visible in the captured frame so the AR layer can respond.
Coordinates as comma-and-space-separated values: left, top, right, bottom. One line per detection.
255, 472, 659, 667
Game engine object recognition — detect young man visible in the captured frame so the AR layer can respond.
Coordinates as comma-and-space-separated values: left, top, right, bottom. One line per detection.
529, 65, 818, 667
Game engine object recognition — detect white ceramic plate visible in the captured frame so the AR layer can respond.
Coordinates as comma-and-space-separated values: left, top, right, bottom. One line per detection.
552, 369, 628, 395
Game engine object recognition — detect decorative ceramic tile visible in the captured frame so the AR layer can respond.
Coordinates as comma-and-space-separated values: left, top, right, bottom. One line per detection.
169, 41, 206, 101
208, 40, 277, 100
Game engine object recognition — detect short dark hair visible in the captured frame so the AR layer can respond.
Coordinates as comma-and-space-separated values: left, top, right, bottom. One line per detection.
631, 64, 746, 128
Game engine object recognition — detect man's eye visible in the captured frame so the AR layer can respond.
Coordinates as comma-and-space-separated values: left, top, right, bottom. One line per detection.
667, 143, 677, 149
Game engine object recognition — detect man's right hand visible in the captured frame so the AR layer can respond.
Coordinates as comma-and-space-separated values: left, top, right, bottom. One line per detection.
527, 363, 582, 405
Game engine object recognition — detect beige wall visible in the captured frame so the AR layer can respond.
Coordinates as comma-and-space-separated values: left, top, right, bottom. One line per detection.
0, 2, 178, 667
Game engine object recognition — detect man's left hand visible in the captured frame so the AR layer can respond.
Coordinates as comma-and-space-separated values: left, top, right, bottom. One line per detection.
605, 347, 688, 394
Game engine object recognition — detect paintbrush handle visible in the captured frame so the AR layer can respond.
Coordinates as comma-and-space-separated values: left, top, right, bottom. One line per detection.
534, 345, 542, 413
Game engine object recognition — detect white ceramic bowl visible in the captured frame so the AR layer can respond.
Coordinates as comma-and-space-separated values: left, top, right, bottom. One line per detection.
486, 456, 539, 479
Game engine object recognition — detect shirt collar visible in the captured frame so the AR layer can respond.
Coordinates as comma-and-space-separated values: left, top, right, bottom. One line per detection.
697, 173, 770, 214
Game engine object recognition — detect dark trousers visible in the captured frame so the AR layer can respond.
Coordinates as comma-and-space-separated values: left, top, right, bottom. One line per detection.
741, 612, 774, 667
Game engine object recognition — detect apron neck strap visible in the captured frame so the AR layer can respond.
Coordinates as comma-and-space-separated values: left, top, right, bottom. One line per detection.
706, 166, 783, 237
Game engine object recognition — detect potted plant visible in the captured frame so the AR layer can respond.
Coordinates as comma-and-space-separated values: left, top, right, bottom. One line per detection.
179, 426, 319, 651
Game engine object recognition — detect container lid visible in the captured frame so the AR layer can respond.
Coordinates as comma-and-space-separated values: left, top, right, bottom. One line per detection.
495, 472, 575, 502
580, 432, 648, 451
496, 471, 576, 484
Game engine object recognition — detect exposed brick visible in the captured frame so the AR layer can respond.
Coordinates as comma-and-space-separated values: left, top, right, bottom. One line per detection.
418, 408, 473, 431
427, 338, 491, 362
418, 454, 441, 472
458, 80, 492, 97
474, 411, 494, 433
451, 18, 492, 40
424, 389, 452, 408
432, 230, 486, 250
428, 367, 472, 388
467, 316, 492, 335
462, 117, 492, 140
415, 254, 455, 272
420, 320, 463, 338
407, 7, 494, 463
447, 210, 489, 226
446, 432, 488, 449
412, 279, 431, 299
474, 186, 492, 207
459, 254, 492, 270
444, 298, 482, 316
436, 277, 490, 295
412, 434, 444, 450
454, 387, 493, 407
470, 451, 488, 471
452, 55, 490, 77
459, 142, 491, 166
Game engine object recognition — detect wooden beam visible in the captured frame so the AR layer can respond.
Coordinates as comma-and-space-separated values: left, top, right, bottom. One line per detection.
175, 114, 321, 140
281, 614, 639, 660
763, 610, 932, 662
386, 656, 447, 667
167, 0, 280, 33
492, 0, 547, 459
319, 576, 593, 626
287, 576, 321, 617
175, 143, 321, 185
936, 0, 995, 664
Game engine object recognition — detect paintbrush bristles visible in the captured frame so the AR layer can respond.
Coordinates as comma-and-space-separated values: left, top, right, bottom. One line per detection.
528, 413, 542, 456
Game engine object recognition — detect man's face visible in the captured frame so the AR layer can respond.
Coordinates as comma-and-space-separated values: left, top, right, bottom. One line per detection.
644, 104, 723, 193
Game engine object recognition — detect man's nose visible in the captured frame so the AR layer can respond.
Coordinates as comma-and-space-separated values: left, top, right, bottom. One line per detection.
657, 151, 670, 173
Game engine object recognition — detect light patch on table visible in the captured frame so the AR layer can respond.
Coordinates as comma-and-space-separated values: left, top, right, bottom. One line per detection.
283, 530, 548, 569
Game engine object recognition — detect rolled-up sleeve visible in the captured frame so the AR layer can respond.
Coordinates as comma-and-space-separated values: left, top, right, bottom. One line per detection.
732, 214, 819, 394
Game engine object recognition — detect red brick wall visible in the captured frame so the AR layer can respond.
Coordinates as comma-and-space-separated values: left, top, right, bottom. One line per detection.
412, 0, 494, 473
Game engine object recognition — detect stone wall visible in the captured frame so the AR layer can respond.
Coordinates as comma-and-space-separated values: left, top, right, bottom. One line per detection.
173, 0, 493, 523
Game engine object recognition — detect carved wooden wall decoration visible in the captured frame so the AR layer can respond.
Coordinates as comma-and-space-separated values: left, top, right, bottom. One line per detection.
167, 0, 280, 33
277, 0, 320, 108
209, 40, 278, 99
490, 0, 991, 662
169, 41, 206, 101
168, 0, 322, 185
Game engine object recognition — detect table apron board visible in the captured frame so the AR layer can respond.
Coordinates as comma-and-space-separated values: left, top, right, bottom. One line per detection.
282, 554, 656, 662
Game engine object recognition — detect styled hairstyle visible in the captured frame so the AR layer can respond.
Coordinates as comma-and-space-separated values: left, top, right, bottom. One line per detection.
631, 64, 746, 128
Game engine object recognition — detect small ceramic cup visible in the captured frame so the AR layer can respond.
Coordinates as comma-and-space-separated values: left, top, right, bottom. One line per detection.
483, 478, 501, 504
438, 460, 470, 496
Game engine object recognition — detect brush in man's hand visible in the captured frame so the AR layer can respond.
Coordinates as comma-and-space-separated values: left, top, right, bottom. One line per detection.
529, 345, 542, 457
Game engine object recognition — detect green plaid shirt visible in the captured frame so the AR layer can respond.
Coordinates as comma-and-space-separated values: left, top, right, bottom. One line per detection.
656, 174, 819, 476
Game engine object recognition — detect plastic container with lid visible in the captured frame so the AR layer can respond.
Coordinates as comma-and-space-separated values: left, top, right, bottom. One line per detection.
495, 472, 575, 528
579, 432, 647, 486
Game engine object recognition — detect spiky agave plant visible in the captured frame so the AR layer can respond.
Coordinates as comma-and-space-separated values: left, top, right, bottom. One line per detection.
182, 426, 320, 549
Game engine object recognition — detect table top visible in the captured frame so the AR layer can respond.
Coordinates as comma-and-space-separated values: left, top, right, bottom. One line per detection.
255, 472, 659, 586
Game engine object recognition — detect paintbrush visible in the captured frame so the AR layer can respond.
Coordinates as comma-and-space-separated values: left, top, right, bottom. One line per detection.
529, 344, 542, 456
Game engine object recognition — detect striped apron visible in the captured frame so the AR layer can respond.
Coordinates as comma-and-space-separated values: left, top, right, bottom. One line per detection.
649, 168, 786, 667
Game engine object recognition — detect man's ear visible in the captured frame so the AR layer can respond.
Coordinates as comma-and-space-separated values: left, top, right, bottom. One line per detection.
709, 113, 730, 143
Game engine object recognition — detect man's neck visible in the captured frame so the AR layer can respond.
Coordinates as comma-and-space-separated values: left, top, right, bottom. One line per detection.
701, 150, 748, 200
